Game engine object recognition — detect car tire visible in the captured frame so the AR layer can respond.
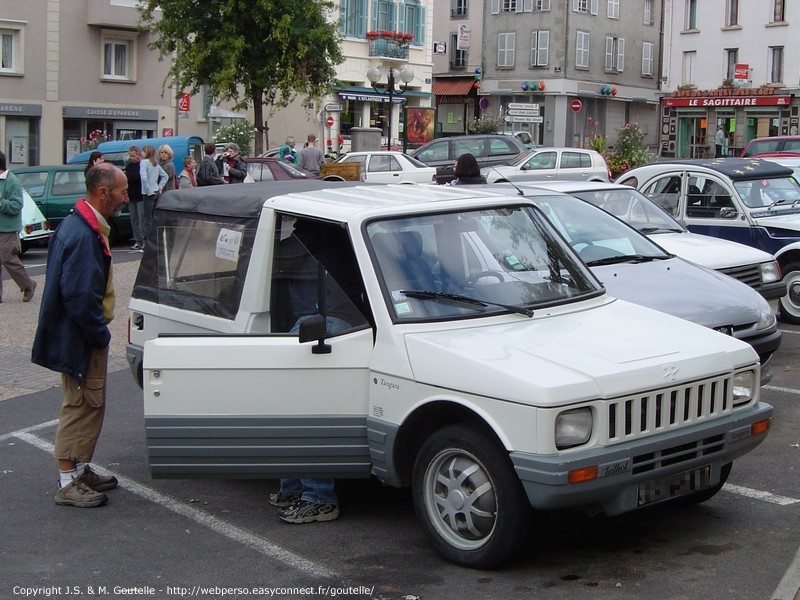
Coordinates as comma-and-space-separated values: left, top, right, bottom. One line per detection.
672, 463, 732, 506
778, 262, 800, 324
412, 423, 531, 569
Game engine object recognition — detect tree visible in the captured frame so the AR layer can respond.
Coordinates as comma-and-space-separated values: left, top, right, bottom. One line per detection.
139, 0, 343, 154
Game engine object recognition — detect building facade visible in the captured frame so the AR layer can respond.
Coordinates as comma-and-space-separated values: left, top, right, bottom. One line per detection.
477, 0, 662, 150
659, 0, 798, 158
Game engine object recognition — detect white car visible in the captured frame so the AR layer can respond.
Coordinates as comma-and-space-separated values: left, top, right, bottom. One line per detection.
20, 188, 53, 254
526, 181, 786, 303
483, 147, 610, 184
335, 151, 436, 184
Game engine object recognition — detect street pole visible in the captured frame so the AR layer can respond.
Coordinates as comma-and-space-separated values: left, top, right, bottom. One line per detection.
387, 69, 395, 151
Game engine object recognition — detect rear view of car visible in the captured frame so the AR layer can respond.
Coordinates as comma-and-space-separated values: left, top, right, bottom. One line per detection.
742, 135, 800, 158
19, 188, 53, 253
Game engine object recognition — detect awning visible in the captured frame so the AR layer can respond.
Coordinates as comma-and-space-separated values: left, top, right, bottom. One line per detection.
433, 78, 475, 97
335, 86, 434, 104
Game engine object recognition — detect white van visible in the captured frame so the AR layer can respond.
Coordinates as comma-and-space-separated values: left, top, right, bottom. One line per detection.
127, 181, 772, 568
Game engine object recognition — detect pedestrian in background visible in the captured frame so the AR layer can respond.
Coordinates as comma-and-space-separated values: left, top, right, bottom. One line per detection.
279, 136, 298, 164
297, 134, 326, 178
449, 153, 487, 185
32, 163, 129, 508
197, 142, 224, 186
84, 151, 104, 177
216, 142, 248, 184
158, 144, 176, 192
178, 155, 197, 189
125, 145, 145, 250
139, 145, 167, 240
0, 150, 37, 303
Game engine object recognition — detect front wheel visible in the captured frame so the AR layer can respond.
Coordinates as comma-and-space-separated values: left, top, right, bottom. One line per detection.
779, 262, 800, 324
412, 424, 531, 569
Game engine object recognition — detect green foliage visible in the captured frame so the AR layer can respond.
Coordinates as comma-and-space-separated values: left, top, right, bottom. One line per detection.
585, 116, 607, 153
470, 114, 505, 134
604, 122, 652, 178
213, 121, 258, 156
138, 0, 343, 153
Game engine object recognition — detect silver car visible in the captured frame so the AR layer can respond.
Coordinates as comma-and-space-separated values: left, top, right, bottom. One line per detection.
483, 147, 610, 184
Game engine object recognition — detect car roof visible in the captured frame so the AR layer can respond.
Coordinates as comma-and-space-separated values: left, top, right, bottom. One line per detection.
155, 180, 550, 223
519, 181, 625, 192
626, 158, 793, 181
13, 164, 84, 172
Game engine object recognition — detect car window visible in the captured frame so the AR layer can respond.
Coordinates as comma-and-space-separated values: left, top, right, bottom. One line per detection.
733, 177, 800, 208
453, 139, 484, 158
416, 141, 449, 163
368, 155, 401, 172
640, 175, 682, 217
52, 171, 86, 196
743, 140, 778, 157
248, 163, 274, 182
274, 160, 308, 178
515, 132, 532, 145
487, 139, 517, 156
525, 152, 557, 170
16, 171, 48, 198
560, 152, 587, 169
404, 155, 429, 168
572, 188, 685, 233
341, 155, 367, 165
784, 140, 800, 152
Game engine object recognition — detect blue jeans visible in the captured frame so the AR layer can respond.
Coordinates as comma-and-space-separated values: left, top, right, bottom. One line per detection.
129, 200, 146, 244
278, 314, 350, 505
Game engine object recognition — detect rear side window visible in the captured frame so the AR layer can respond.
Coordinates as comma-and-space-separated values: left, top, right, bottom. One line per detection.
453, 138, 484, 158
784, 140, 800, 152
560, 152, 591, 168
415, 141, 449, 162
488, 139, 518, 156
16, 171, 48, 198
52, 171, 87, 196
248, 162, 275, 182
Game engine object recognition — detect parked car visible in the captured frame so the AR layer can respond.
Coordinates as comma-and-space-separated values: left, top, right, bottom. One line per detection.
528, 181, 785, 302
19, 188, 53, 254
497, 130, 536, 149
487, 184, 780, 382
618, 158, 800, 323
482, 148, 610, 184
335, 151, 436, 183
410, 133, 527, 184
741, 135, 800, 158
127, 180, 770, 568
760, 155, 800, 182
244, 156, 310, 182
13, 165, 132, 242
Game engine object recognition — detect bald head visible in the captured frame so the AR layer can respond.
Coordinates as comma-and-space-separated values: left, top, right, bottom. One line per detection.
86, 163, 128, 220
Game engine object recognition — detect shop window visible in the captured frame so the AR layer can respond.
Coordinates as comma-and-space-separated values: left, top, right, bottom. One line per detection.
576, 31, 590, 69
101, 30, 137, 82
0, 21, 24, 75
530, 31, 549, 67
497, 32, 515, 68
340, 0, 367, 37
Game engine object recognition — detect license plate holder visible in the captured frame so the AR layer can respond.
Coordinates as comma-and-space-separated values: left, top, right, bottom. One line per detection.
638, 465, 712, 506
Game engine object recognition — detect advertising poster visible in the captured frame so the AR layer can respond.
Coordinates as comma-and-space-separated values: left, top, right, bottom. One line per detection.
405, 107, 436, 146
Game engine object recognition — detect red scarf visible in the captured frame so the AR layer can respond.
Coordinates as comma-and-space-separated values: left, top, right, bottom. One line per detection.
75, 199, 111, 257
183, 166, 196, 187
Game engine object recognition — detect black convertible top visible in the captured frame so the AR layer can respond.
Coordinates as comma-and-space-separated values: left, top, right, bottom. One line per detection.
665, 157, 793, 181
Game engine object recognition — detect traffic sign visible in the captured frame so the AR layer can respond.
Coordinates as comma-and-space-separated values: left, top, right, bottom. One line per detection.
504, 116, 544, 124
507, 108, 540, 117
326, 115, 335, 127
571, 99, 583, 113
324, 103, 343, 112
507, 102, 539, 111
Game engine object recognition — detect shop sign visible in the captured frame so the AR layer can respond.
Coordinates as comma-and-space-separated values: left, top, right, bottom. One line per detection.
0, 103, 42, 116
338, 92, 406, 104
663, 96, 791, 108
63, 106, 159, 120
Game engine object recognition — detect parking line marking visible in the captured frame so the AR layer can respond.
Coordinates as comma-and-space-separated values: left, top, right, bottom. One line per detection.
778, 328, 800, 335
13, 430, 344, 583
722, 483, 800, 506
763, 385, 800, 396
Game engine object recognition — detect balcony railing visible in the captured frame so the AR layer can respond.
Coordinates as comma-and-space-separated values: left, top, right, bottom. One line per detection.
451, 9, 469, 18
368, 38, 410, 60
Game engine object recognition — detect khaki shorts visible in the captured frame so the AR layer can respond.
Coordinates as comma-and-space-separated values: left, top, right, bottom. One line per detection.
53, 346, 109, 463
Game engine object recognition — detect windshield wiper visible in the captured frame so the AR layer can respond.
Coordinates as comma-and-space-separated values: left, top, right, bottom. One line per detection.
400, 289, 534, 318
767, 198, 787, 210
638, 226, 683, 234
584, 254, 669, 267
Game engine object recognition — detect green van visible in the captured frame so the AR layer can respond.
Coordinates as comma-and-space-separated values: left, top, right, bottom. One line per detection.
12, 164, 132, 243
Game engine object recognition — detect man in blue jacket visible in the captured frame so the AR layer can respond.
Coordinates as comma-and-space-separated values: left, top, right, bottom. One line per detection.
32, 163, 128, 508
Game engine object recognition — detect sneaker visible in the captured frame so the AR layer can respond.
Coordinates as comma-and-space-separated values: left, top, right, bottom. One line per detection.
22, 281, 37, 303
269, 491, 301, 508
279, 500, 339, 523
78, 465, 118, 492
55, 479, 108, 508
130, 243, 140, 250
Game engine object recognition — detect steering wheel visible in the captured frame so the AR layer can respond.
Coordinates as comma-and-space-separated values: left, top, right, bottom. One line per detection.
451, 270, 505, 292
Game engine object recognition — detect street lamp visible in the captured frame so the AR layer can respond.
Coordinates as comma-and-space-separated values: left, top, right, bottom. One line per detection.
366, 66, 414, 150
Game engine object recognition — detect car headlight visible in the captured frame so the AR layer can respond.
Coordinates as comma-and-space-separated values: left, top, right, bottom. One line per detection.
555, 407, 593, 449
732, 370, 755, 406
760, 260, 781, 284
756, 294, 776, 331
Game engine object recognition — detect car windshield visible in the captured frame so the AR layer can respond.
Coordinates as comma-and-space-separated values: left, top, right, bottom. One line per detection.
570, 188, 686, 234
733, 177, 800, 209
366, 204, 601, 322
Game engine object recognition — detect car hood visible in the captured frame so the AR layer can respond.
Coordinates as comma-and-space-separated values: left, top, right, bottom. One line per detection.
592, 257, 764, 329
648, 231, 774, 270
403, 299, 756, 407
752, 212, 800, 235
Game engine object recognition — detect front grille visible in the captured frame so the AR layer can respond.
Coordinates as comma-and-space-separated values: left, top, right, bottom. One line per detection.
632, 434, 725, 474
718, 264, 762, 290
607, 375, 732, 443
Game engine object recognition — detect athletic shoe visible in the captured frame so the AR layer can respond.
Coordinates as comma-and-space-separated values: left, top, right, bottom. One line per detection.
278, 500, 339, 523
54, 479, 108, 508
268, 491, 301, 508
78, 465, 118, 492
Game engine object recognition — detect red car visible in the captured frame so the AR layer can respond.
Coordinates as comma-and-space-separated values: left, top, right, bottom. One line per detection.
244, 157, 310, 181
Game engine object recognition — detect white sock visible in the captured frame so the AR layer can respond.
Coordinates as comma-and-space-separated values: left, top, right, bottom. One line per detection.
75, 462, 85, 476
59, 470, 78, 488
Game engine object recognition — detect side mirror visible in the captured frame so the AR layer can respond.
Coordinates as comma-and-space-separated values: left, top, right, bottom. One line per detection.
719, 207, 737, 219
298, 314, 331, 354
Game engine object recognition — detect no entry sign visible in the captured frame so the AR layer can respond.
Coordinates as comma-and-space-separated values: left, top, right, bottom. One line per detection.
326, 115, 335, 127
571, 99, 582, 113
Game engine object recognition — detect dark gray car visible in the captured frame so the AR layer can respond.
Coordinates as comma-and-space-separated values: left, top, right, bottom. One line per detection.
410, 134, 527, 184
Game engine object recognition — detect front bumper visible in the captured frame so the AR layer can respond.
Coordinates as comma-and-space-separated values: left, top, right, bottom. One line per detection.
740, 328, 781, 385
126, 343, 143, 389
511, 401, 772, 516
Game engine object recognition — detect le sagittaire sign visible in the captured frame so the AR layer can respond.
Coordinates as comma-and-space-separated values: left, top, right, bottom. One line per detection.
664, 95, 791, 108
